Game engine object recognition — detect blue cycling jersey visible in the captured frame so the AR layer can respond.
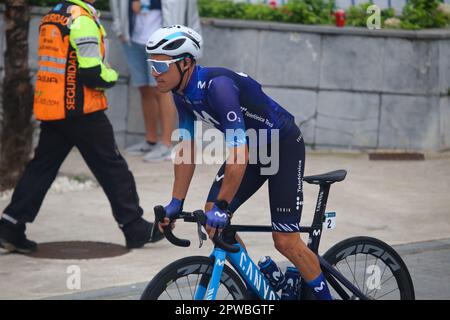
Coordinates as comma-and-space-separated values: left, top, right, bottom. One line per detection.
173, 65, 295, 147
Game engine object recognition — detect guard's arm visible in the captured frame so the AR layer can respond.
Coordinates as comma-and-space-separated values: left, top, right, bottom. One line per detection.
69, 16, 118, 89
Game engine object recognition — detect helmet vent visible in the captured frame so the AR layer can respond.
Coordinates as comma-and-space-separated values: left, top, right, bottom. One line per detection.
163, 38, 186, 51
146, 39, 168, 51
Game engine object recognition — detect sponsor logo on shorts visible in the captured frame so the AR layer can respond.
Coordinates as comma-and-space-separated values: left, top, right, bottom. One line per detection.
297, 160, 303, 194
276, 207, 292, 213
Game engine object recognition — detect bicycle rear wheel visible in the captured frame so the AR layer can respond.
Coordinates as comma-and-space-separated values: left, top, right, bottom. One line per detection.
140, 256, 248, 300
323, 236, 415, 300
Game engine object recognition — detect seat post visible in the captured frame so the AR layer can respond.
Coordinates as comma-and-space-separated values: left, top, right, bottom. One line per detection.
308, 183, 331, 252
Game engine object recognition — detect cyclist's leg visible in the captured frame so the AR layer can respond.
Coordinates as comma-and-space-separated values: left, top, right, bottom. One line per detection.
205, 161, 267, 297
205, 160, 267, 248
205, 161, 267, 212
268, 125, 332, 300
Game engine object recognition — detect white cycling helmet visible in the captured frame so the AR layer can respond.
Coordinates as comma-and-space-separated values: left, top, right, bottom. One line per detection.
146, 25, 203, 59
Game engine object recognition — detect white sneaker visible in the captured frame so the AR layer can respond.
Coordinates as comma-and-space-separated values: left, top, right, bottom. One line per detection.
125, 140, 158, 156
143, 143, 173, 162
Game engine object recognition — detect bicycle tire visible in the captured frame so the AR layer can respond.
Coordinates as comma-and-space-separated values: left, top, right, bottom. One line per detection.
140, 256, 248, 300
322, 236, 415, 300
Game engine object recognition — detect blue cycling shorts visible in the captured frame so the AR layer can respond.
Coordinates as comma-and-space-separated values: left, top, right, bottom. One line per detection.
207, 124, 305, 233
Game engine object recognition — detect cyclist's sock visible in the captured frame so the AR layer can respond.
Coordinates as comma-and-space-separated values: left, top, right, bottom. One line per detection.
307, 273, 332, 300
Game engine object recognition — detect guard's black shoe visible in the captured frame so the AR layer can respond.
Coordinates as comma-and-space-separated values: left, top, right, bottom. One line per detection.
0, 220, 37, 254
123, 218, 164, 249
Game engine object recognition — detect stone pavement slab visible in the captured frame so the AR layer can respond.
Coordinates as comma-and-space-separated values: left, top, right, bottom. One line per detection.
1, 149, 449, 299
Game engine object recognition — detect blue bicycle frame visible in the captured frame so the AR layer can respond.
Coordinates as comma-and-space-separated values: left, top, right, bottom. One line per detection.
194, 243, 280, 300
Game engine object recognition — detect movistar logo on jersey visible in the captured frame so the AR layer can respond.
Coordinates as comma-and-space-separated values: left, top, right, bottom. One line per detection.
193, 110, 220, 126
197, 80, 213, 90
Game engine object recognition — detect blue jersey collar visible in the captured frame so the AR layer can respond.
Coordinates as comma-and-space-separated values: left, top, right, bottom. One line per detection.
182, 65, 201, 99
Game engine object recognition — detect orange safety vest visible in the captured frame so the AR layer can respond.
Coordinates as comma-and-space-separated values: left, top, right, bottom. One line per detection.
34, 2, 108, 121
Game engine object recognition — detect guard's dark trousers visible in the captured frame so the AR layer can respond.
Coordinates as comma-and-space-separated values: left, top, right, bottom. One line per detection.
3, 111, 143, 227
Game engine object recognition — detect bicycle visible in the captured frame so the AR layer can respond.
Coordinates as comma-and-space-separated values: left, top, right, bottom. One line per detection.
141, 169, 415, 300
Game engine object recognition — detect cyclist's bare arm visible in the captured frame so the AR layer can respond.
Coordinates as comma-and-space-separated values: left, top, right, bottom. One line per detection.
172, 139, 196, 200
204, 144, 248, 240
160, 140, 195, 230
216, 144, 248, 204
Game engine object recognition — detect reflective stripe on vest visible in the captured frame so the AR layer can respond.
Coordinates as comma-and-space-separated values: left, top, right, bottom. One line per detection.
38, 66, 66, 74
34, 3, 107, 121
39, 56, 67, 64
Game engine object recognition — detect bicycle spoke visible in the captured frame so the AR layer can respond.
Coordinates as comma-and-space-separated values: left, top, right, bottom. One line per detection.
193, 274, 201, 299
333, 262, 355, 297
344, 257, 362, 292
363, 253, 368, 295
365, 256, 380, 294
372, 263, 389, 298
364, 256, 378, 296
164, 288, 174, 300
366, 273, 396, 298
186, 276, 194, 300
334, 263, 341, 273
374, 286, 399, 300
174, 280, 184, 300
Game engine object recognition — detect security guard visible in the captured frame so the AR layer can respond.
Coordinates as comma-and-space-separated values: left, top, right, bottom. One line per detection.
0, 0, 163, 253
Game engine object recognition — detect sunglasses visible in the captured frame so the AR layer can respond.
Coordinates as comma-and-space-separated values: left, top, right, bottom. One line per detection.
147, 57, 185, 75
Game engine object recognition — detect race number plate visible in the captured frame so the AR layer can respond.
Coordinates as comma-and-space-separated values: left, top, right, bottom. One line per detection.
323, 212, 336, 230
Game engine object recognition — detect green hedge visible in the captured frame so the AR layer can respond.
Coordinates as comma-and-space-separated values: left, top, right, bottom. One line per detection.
345, 0, 450, 29
199, 0, 335, 25
199, 0, 450, 29
28, 0, 450, 30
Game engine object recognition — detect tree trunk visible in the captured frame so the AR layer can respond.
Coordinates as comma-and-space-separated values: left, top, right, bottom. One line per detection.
0, 0, 34, 191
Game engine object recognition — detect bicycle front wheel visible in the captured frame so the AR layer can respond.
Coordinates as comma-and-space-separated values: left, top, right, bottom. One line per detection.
140, 256, 248, 300
323, 236, 415, 300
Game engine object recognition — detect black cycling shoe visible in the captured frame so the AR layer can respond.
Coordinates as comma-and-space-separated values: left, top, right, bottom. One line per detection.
0, 220, 37, 254
123, 218, 163, 249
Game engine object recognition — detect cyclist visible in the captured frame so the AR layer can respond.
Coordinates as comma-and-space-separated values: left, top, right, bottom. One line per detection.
147, 25, 332, 300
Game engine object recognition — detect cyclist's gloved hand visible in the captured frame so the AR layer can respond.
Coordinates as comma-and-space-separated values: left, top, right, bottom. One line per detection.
205, 205, 229, 229
164, 197, 184, 220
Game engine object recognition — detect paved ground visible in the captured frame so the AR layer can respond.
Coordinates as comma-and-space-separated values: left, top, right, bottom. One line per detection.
0, 149, 449, 300
46, 238, 450, 300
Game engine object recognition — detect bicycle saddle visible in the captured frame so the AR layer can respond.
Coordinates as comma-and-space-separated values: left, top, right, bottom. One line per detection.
303, 170, 347, 185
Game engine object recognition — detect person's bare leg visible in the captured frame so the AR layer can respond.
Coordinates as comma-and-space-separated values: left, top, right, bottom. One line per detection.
272, 232, 321, 281
155, 90, 176, 147
139, 86, 159, 143
272, 232, 332, 299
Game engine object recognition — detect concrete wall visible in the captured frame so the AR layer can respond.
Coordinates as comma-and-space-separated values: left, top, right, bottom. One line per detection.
199, 19, 450, 151
1, 7, 450, 151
